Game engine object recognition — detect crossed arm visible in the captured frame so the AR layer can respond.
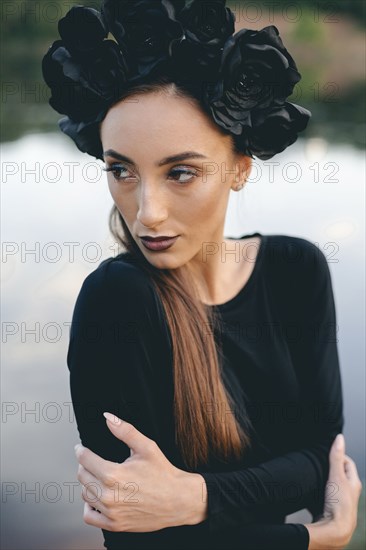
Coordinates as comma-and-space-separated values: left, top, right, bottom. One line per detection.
67, 246, 342, 549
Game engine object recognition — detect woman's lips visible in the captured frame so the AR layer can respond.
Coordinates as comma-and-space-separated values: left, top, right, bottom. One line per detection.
142, 236, 176, 241
140, 236, 179, 251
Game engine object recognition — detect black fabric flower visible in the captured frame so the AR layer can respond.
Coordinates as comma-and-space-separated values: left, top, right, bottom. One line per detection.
204, 25, 302, 133
178, 0, 234, 46
57, 5, 108, 56
42, 38, 129, 122
42, 3, 311, 161
162, 0, 186, 17
42, 40, 101, 122
170, 0, 235, 81
101, 0, 184, 81
58, 115, 105, 160
239, 102, 311, 160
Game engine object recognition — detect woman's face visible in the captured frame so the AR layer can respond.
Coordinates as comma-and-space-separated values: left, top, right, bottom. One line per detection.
100, 91, 251, 270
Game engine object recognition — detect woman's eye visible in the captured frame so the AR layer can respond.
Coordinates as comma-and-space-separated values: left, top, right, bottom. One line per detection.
103, 164, 134, 181
103, 164, 197, 184
169, 167, 198, 184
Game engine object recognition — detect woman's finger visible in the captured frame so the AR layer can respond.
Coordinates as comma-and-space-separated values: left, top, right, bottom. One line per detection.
77, 464, 101, 498
343, 456, 363, 492
81, 485, 108, 516
76, 445, 119, 485
331, 433, 345, 454
328, 434, 347, 482
83, 502, 114, 530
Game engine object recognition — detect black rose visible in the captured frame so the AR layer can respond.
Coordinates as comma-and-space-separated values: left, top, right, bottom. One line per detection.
42, 40, 102, 122
239, 102, 311, 160
42, 39, 129, 123
178, 0, 234, 46
101, 0, 184, 81
204, 25, 302, 133
52, 40, 128, 101
170, 0, 235, 81
58, 115, 105, 161
162, 0, 186, 18
58, 5, 108, 56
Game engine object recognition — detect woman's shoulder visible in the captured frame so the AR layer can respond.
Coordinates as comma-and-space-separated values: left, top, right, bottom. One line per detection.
263, 233, 329, 272
82, 252, 153, 292
264, 233, 324, 257
74, 252, 158, 318
262, 233, 333, 310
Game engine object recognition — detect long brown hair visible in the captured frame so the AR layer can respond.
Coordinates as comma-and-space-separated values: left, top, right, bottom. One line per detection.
105, 76, 254, 471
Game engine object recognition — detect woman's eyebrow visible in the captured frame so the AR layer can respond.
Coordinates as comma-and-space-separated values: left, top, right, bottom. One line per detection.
103, 149, 208, 167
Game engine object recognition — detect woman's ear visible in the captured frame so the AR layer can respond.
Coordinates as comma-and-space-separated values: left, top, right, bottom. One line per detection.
242, 154, 252, 183
232, 154, 252, 191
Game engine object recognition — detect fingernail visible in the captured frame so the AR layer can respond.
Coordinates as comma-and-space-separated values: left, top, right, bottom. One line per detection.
103, 412, 122, 425
335, 433, 344, 450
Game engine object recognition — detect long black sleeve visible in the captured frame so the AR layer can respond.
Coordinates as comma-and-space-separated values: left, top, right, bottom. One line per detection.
67, 257, 175, 462
199, 237, 344, 534
67, 248, 313, 549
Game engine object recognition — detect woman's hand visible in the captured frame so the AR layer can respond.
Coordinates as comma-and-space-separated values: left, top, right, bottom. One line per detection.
304, 433, 363, 549
74, 412, 207, 533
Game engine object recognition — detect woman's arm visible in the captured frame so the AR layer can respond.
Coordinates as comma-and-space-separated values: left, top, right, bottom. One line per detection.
67, 257, 313, 548
67, 257, 173, 462
198, 239, 344, 532
223, 439, 362, 550
189, 433, 362, 549
67, 247, 352, 549
304, 433, 362, 550
67, 257, 188, 548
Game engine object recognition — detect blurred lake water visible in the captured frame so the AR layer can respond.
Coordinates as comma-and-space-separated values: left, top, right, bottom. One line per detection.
1, 132, 365, 549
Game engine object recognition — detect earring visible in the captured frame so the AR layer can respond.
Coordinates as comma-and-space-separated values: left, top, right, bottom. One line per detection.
234, 182, 245, 191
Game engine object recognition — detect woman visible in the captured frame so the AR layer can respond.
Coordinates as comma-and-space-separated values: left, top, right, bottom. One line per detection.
42, 2, 362, 549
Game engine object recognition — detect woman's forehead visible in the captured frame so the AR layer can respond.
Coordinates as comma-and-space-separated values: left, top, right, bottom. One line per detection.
102, 95, 203, 133
101, 104, 229, 155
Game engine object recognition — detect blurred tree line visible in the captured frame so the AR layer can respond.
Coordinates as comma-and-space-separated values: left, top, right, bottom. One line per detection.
0, 0, 365, 148
255, 0, 365, 22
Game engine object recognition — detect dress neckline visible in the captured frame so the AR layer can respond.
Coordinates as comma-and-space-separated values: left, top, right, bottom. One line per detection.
205, 232, 266, 311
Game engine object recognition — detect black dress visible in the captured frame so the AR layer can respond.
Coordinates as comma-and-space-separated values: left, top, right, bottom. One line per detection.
67, 232, 344, 550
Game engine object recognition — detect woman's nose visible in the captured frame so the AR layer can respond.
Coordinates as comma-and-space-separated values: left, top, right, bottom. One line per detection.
136, 183, 168, 227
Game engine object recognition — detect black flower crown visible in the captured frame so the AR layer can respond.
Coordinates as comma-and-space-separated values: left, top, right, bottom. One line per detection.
42, 0, 311, 161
